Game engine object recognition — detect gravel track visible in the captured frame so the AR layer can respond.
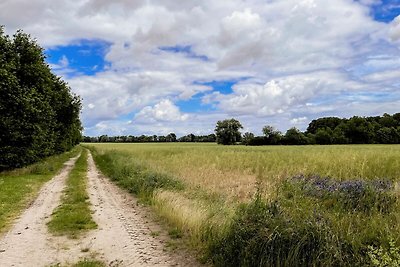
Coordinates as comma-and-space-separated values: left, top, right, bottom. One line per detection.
0, 151, 200, 267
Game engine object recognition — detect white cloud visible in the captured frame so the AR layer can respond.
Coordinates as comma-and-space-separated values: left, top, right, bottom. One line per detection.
390, 15, 400, 41
134, 99, 189, 123
205, 71, 348, 116
290, 117, 308, 125
1, 0, 399, 135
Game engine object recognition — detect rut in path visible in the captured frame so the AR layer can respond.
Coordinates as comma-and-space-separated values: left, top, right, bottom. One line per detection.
0, 152, 200, 267
0, 155, 80, 266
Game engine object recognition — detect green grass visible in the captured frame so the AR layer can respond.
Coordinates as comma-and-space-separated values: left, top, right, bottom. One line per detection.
47, 149, 97, 238
72, 259, 105, 267
85, 143, 400, 266
48, 259, 106, 267
0, 146, 81, 234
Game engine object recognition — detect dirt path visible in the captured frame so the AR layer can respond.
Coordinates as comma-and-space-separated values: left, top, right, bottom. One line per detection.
0, 155, 80, 266
0, 152, 200, 267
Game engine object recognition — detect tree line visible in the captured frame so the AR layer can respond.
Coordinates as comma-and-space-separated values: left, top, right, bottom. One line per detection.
83, 133, 216, 143
0, 27, 82, 170
84, 113, 400, 146
216, 113, 400, 145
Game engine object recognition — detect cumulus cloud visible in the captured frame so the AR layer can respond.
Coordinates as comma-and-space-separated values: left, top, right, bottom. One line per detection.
134, 99, 189, 123
1, 0, 399, 135
205, 71, 349, 116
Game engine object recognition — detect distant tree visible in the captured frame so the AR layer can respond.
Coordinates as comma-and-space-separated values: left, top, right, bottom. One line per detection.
315, 128, 334, 145
215, 119, 243, 145
306, 117, 343, 134
344, 116, 374, 144
166, 133, 177, 142
379, 113, 397, 128
376, 127, 400, 144
262, 125, 282, 145
242, 132, 255, 145
332, 126, 348, 144
283, 127, 308, 145
99, 135, 108, 142
206, 134, 217, 142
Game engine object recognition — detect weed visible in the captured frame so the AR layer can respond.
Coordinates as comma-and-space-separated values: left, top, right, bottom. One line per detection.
168, 227, 183, 239
150, 231, 160, 237
368, 238, 400, 267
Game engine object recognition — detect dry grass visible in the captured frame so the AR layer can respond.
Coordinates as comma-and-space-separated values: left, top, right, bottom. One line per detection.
86, 143, 400, 265
86, 143, 400, 202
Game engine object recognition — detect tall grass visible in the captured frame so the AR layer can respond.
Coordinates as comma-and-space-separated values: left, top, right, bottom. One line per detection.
0, 146, 81, 233
86, 143, 400, 266
48, 149, 97, 238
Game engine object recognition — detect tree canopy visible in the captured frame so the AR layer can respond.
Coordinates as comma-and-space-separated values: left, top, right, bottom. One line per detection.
0, 27, 82, 170
215, 118, 243, 145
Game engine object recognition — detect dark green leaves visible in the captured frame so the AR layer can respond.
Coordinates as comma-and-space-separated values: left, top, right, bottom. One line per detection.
0, 27, 82, 170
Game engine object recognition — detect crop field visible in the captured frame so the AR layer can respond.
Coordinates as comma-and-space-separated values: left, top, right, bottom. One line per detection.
86, 143, 400, 266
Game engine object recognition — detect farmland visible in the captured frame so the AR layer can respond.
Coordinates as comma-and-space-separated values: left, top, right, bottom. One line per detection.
87, 143, 400, 266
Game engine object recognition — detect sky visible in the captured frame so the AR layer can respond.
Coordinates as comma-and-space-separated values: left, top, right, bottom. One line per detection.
1, 0, 400, 136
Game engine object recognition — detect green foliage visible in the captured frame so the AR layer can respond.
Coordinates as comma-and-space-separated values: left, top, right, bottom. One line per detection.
262, 125, 282, 145
307, 117, 343, 134
0, 26, 82, 170
283, 127, 308, 145
215, 118, 243, 145
242, 132, 255, 145
48, 150, 97, 238
368, 238, 400, 267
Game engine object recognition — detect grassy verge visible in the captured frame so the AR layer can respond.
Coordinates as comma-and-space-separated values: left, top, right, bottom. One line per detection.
88, 146, 235, 259
87, 144, 400, 266
0, 146, 81, 234
48, 149, 97, 238
209, 178, 399, 266
89, 148, 184, 203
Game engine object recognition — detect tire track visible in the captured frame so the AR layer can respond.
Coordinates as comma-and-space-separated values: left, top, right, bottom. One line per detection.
83, 152, 182, 266
0, 155, 80, 267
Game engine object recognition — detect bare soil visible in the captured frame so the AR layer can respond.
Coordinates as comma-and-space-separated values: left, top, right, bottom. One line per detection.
0, 152, 201, 267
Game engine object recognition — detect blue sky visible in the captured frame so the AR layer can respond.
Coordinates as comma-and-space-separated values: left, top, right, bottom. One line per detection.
2, 0, 399, 136
371, 0, 400, 22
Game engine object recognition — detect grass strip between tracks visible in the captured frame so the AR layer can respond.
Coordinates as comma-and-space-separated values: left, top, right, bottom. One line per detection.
48, 149, 97, 238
